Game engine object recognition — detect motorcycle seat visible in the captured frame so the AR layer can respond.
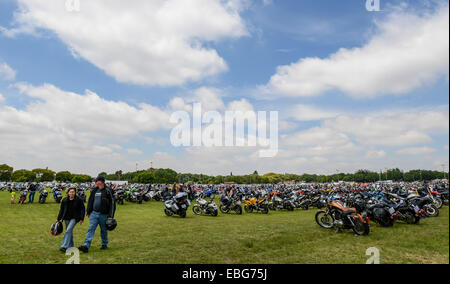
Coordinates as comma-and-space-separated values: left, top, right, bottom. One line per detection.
343, 208, 356, 214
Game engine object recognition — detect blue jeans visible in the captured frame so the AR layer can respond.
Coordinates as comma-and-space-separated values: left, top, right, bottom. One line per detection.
28, 191, 35, 203
61, 219, 77, 249
83, 211, 108, 248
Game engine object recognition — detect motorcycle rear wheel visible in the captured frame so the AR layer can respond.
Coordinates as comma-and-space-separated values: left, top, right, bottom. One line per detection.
244, 206, 253, 213
219, 205, 230, 214
424, 205, 439, 217
433, 198, 443, 209
352, 220, 370, 236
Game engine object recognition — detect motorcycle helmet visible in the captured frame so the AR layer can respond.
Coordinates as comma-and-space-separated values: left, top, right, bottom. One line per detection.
50, 221, 63, 236
106, 218, 117, 231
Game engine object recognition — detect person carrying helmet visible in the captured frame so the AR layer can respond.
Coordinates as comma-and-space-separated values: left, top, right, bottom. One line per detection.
78, 176, 116, 253
57, 187, 85, 252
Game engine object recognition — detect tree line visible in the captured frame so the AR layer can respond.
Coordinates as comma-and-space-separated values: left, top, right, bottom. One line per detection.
1, 164, 447, 184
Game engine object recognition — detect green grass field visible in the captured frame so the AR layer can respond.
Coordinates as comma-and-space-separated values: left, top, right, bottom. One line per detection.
0, 191, 448, 264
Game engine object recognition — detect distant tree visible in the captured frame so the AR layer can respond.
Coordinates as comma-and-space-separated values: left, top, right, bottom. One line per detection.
55, 171, 73, 182
0, 164, 13, 181
154, 169, 178, 183
72, 174, 92, 183
12, 170, 35, 182
32, 168, 55, 182
115, 170, 123, 181
133, 171, 155, 184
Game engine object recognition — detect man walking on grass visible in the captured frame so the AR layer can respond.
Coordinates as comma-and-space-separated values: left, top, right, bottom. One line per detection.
78, 176, 116, 253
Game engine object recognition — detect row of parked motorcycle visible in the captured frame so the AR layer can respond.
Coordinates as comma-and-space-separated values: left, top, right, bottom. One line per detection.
315, 186, 447, 236
1, 183, 88, 205
2, 181, 448, 236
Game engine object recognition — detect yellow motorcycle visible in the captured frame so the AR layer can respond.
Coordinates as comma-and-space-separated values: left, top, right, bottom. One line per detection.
243, 196, 269, 214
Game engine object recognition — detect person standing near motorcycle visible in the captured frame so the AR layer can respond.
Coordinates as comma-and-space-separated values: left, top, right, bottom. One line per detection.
28, 183, 37, 203
79, 176, 116, 253
57, 188, 85, 252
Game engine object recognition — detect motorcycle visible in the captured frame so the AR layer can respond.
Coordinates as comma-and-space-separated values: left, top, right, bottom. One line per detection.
219, 195, 243, 215
407, 192, 439, 217
193, 193, 218, 216
126, 188, 144, 204
386, 193, 423, 224
114, 188, 126, 205
243, 196, 269, 214
77, 188, 87, 203
52, 188, 63, 203
364, 199, 397, 227
164, 192, 191, 218
315, 194, 370, 236
38, 188, 48, 204
18, 190, 28, 205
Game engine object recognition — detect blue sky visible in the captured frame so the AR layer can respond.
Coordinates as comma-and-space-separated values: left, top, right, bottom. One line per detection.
0, 0, 448, 176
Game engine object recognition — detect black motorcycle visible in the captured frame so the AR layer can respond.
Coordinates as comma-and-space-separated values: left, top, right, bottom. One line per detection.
38, 188, 48, 204
77, 188, 87, 203
114, 189, 126, 205
220, 194, 243, 215
362, 199, 397, 227
407, 194, 439, 217
385, 193, 423, 224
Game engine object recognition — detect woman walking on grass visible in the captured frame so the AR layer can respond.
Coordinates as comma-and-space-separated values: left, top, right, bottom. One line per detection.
57, 188, 85, 252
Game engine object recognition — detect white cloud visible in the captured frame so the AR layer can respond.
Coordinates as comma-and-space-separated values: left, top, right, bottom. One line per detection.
288, 104, 340, 121
260, 4, 449, 98
365, 149, 386, 159
3, 0, 249, 86
0, 83, 172, 173
227, 98, 254, 112
0, 62, 16, 81
324, 107, 449, 146
0, 93, 4, 104
127, 148, 144, 155
396, 146, 437, 155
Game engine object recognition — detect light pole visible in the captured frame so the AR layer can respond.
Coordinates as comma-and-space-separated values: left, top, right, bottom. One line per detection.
441, 164, 448, 180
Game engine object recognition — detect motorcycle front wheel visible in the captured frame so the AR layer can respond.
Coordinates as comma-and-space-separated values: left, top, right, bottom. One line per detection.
192, 205, 202, 215
164, 208, 173, 217
179, 210, 187, 218
260, 206, 269, 214
315, 211, 334, 229
234, 205, 243, 215
209, 209, 218, 217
